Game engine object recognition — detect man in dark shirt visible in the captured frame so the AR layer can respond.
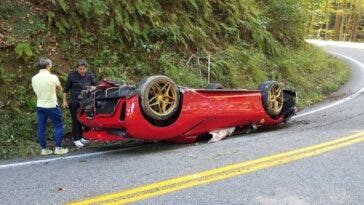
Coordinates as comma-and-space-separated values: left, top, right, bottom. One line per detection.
62, 59, 97, 148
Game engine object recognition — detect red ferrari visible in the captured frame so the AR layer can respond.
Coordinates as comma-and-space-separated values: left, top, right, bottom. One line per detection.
78, 75, 296, 143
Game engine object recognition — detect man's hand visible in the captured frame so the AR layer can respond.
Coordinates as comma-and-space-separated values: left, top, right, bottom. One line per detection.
85, 85, 96, 91
62, 100, 68, 109
62, 93, 68, 108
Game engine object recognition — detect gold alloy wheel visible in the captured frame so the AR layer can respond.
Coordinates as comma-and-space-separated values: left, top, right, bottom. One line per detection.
268, 83, 283, 115
147, 80, 178, 117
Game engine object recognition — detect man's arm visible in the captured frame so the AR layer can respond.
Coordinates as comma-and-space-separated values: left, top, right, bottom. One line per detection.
62, 93, 68, 108
56, 85, 62, 92
62, 73, 71, 108
55, 75, 62, 93
55, 79, 66, 107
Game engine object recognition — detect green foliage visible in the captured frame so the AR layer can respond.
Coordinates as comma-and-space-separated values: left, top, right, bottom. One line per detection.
158, 51, 206, 88
57, 0, 70, 13
0, 61, 13, 84
15, 43, 34, 60
271, 45, 349, 107
15, 85, 36, 111
49, 0, 284, 54
47, 11, 55, 25
0, 0, 23, 20
0, 111, 39, 159
260, 0, 308, 46
210, 43, 274, 88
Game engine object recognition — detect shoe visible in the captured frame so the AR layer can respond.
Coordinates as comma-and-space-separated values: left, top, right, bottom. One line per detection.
54, 147, 69, 155
74, 140, 85, 148
40, 148, 53, 155
80, 138, 90, 144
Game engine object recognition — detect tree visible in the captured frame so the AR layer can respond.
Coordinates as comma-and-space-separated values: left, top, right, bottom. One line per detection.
307, 0, 363, 41
348, 0, 362, 41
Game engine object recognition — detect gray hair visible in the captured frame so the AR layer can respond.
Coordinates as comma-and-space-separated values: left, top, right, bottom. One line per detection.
37, 57, 52, 69
76, 59, 87, 67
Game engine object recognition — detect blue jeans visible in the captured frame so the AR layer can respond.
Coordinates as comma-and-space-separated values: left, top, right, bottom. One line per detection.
36, 107, 63, 148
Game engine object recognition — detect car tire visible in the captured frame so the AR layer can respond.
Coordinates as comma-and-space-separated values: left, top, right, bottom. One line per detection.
259, 81, 284, 118
206, 83, 224, 89
138, 75, 180, 121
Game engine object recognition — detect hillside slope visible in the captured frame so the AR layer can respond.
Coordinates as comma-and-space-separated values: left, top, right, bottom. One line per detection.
0, 0, 349, 159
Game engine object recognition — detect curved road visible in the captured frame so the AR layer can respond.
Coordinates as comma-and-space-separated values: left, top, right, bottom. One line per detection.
0, 41, 363, 205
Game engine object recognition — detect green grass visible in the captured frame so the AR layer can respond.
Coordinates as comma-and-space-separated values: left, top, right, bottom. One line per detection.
273, 45, 349, 108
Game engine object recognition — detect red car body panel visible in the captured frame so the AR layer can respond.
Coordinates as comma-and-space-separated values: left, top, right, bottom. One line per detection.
78, 85, 289, 143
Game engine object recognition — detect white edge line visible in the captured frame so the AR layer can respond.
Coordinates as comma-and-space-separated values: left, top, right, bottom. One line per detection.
0, 146, 139, 170
294, 52, 364, 118
1, 52, 363, 169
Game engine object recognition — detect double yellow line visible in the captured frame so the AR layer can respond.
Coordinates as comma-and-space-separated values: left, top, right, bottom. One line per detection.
69, 132, 364, 205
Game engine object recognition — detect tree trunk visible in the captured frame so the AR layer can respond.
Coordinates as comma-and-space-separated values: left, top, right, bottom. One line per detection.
344, 0, 354, 41
334, 1, 344, 40
324, 0, 331, 39
350, 0, 362, 41
306, 2, 314, 36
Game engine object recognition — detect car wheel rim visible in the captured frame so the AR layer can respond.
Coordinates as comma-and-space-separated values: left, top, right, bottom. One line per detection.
268, 84, 283, 115
147, 80, 178, 116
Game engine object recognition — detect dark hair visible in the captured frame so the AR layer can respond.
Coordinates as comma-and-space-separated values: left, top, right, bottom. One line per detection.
76, 59, 87, 67
37, 58, 52, 69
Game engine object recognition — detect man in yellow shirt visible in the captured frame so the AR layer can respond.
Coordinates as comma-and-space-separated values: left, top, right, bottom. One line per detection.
31, 58, 69, 155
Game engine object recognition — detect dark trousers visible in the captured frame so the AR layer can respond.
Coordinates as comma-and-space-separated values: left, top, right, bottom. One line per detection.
69, 102, 82, 141
36, 107, 63, 148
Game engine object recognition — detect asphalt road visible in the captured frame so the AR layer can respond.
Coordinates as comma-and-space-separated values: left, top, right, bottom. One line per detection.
0, 41, 363, 205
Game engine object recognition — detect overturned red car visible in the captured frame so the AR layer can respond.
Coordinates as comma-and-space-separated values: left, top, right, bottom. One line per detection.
77, 75, 296, 143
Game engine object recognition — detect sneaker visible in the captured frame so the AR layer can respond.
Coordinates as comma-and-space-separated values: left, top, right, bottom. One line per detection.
54, 147, 69, 155
40, 148, 53, 155
80, 138, 90, 144
74, 140, 85, 148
